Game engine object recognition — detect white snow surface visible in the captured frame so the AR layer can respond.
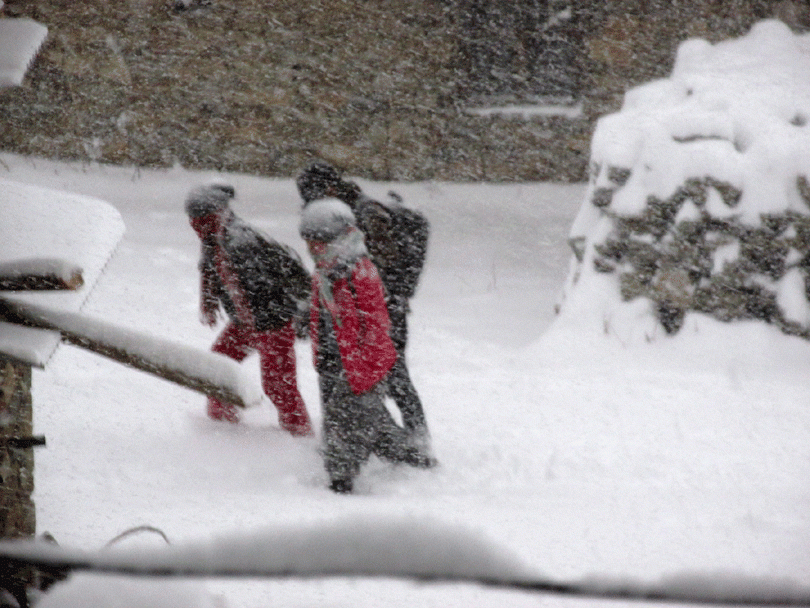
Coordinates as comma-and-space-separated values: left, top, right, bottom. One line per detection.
2, 150, 809, 606
0, 178, 124, 366
0, 17, 47, 87
0, 21, 809, 608
466, 102, 584, 119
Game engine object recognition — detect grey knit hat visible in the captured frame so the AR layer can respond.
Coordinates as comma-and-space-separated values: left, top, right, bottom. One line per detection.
299, 198, 356, 242
184, 182, 235, 218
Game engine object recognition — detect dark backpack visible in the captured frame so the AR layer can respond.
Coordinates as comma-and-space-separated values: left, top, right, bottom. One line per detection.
380, 191, 429, 300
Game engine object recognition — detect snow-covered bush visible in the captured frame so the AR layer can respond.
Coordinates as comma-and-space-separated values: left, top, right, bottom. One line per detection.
557, 19, 810, 341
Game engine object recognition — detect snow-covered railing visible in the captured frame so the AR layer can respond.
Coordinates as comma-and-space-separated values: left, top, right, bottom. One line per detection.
0, 177, 259, 406
0, 258, 84, 292
1, 517, 809, 606
0, 297, 258, 409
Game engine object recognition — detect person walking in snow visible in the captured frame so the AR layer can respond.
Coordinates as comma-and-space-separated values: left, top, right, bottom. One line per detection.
296, 162, 432, 453
185, 182, 314, 436
299, 199, 434, 493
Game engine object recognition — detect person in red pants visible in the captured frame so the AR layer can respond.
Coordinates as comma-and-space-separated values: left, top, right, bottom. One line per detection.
185, 182, 313, 436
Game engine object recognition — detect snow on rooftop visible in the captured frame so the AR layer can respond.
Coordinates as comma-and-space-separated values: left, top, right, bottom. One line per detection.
0, 17, 47, 87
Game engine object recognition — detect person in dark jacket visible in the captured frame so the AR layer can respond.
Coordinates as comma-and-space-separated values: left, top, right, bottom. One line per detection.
299, 199, 434, 493
185, 182, 313, 436
296, 162, 432, 453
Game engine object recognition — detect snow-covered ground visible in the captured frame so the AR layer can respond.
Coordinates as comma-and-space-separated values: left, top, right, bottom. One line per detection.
1, 17, 810, 608
2, 149, 809, 607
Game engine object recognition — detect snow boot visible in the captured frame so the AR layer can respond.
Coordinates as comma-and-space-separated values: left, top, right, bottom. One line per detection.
329, 478, 353, 494
408, 425, 433, 458
404, 448, 438, 469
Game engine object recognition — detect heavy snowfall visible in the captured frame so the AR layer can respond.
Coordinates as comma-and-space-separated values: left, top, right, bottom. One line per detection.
0, 17, 809, 608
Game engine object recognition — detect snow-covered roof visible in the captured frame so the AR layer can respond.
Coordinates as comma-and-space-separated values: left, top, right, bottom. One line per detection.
0, 17, 48, 88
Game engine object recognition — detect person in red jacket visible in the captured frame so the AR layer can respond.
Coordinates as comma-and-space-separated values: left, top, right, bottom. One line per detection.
296, 162, 432, 454
299, 199, 434, 493
185, 182, 313, 437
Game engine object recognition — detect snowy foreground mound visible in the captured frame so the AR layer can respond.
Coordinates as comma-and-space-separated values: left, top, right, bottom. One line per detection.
559, 19, 810, 343
19, 516, 810, 608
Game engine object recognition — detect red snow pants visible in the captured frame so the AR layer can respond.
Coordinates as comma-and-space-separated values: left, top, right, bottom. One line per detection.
208, 320, 313, 436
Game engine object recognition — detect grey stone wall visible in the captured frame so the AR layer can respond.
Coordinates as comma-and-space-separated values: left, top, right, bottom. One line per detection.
584, 169, 810, 338
0, 0, 805, 181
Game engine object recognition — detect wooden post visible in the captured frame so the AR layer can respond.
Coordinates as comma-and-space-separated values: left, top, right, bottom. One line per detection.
0, 355, 38, 605
0, 355, 36, 539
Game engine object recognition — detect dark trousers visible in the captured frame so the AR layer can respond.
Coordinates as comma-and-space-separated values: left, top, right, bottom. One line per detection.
319, 372, 427, 484
386, 296, 428, 435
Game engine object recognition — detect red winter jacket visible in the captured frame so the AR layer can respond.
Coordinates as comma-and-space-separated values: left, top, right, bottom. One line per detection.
309, 256, 397, 395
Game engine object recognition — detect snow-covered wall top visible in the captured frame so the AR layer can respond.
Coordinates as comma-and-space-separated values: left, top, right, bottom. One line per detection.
557, 20, 810, 343
0, 17, 47, 87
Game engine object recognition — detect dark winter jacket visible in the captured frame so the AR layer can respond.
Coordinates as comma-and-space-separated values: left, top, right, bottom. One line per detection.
332, 181, 429, 300
197, 212, 311, 332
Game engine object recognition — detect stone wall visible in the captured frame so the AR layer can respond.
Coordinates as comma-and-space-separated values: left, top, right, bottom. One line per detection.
587, 173, 810, 337
0, 0, 805, 181
558, 19, 810, 341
